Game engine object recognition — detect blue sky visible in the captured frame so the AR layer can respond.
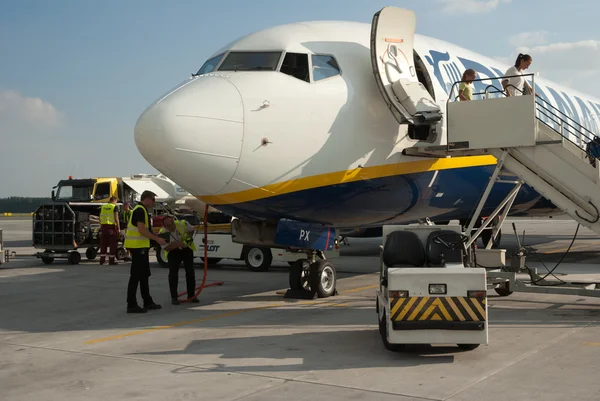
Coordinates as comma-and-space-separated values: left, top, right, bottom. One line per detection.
1, 0, 599, 197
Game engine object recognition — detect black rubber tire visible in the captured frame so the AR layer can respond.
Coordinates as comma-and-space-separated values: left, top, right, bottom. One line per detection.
199, 257, 222, 266
494, 287, 513, 297
85, 247, 97, 260
41, 256, 54, 264
309, 260, 336, 298
458, 344, 480, 350
243, 246, 272, 272
116, 247, 127, 261
68, 251, 81, 265
379, 313, 405, 352
289, 259, 311, 291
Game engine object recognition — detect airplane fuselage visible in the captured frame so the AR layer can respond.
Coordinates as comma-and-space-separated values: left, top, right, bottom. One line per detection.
134, 20, 600, 230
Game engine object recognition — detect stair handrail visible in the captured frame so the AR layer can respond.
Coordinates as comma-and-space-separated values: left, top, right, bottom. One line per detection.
447, 74, 598, 160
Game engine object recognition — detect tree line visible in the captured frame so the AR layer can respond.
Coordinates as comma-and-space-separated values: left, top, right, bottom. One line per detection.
0, 197, 52, 213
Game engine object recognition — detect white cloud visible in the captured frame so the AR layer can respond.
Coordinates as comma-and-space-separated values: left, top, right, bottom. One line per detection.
509, 30, 549, 48
0, 89, 63, 135
438, 0, 511, 14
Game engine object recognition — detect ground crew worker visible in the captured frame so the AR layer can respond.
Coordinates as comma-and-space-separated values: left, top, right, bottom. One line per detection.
124, 190, 166, 314
159, 215, 199, 305
99, 197, 120, 265
120, 202, 132, 228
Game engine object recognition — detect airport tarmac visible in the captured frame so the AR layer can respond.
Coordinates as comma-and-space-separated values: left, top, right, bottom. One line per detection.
1, 217, 600, 401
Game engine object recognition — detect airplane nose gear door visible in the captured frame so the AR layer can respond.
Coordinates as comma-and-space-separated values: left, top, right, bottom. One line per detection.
371, 7, 442, 126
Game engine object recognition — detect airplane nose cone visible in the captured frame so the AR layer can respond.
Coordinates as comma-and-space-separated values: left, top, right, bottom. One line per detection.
134, 76, 244, 195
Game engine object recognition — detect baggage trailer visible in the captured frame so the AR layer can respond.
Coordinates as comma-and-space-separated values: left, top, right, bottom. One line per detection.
377, 224, 488, 351
32, 201, 126, 264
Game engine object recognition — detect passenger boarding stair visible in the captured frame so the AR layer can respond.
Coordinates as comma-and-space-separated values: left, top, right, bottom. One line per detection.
405, 75, 600, 235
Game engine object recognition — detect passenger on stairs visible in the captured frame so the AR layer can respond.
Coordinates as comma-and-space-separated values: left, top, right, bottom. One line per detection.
458, 69, 477, 101
502, 53, 538, 97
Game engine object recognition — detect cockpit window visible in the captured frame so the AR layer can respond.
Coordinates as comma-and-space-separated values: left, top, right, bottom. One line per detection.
196, 53, 224, 76
218, 51, 282, 71
312, 55, 341, 81
280, 52, 309, 82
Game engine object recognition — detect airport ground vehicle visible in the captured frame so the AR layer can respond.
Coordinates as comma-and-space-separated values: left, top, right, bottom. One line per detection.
33, 174, 202, 265
377, 224, 488, 351
155, 220, 339, 272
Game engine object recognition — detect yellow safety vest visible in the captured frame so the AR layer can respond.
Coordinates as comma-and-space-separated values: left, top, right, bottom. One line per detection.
99, 203, 116, 225
158, 220, 197, 260
123, 204, 150, 249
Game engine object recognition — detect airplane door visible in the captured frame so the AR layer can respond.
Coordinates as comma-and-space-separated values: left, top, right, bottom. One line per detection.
371, 7, 442, 126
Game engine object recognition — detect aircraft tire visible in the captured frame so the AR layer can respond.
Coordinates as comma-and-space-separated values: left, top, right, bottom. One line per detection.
309, 260, 336, 298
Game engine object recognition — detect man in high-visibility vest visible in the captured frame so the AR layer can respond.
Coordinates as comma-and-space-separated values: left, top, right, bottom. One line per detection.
124, 190, 166, 314
99, 196, 120, 265
159, 215, 199, 305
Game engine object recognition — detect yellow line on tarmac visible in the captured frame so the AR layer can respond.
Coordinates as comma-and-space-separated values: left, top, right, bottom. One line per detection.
544, 244, 592, 254
84, 283, 378, 345
342, 284, 378, 294
582, 342, 600, 346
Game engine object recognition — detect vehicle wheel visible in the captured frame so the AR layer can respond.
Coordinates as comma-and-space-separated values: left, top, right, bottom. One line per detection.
68, 251, 81, 265
116, 247, 127, 261
156, 247, 169, 268
289, 259, 311, 291
457, 344, 480, 350
85, 247, 97, 260
41, 256, 54, 264
309, 260, 336, 298
494, 286, 513, 297
379, 313, 405, 352
199, 257, 222, 265
244, 246, 272, 272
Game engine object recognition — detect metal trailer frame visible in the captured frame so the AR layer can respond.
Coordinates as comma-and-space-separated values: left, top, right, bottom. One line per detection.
32, 201, 125, 265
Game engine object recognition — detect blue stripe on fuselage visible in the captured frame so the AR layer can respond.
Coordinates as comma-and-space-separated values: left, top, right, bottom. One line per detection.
212, 165, 552, 228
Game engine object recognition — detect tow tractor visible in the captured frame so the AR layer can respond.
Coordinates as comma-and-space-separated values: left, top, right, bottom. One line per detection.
377, 224, 488, 351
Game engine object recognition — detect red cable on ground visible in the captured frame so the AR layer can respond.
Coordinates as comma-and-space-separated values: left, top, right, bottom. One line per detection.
178, 204, 224, 302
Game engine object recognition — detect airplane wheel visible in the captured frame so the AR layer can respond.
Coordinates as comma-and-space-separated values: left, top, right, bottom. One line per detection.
309, 260, 336, 298
68, 251, 81, 265
86, 247, 97, 260
289, 259, 311, 291
244, 246, 272, 272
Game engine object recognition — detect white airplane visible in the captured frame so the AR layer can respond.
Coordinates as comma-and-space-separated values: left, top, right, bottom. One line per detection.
134, 7, 600, 297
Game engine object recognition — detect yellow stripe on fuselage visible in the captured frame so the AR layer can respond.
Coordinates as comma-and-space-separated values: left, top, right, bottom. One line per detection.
200, 155, 497, 205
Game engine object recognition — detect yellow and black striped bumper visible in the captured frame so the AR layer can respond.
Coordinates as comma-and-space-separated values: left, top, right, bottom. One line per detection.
390, 296, 486, 331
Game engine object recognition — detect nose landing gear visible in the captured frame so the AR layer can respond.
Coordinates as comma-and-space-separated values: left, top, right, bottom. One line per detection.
285, 250, 338, 299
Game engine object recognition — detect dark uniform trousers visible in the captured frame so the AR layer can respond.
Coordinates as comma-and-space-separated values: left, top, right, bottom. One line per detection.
99, 224, 118, 263
167, 248, 196, 299
127, 248, 155, 308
